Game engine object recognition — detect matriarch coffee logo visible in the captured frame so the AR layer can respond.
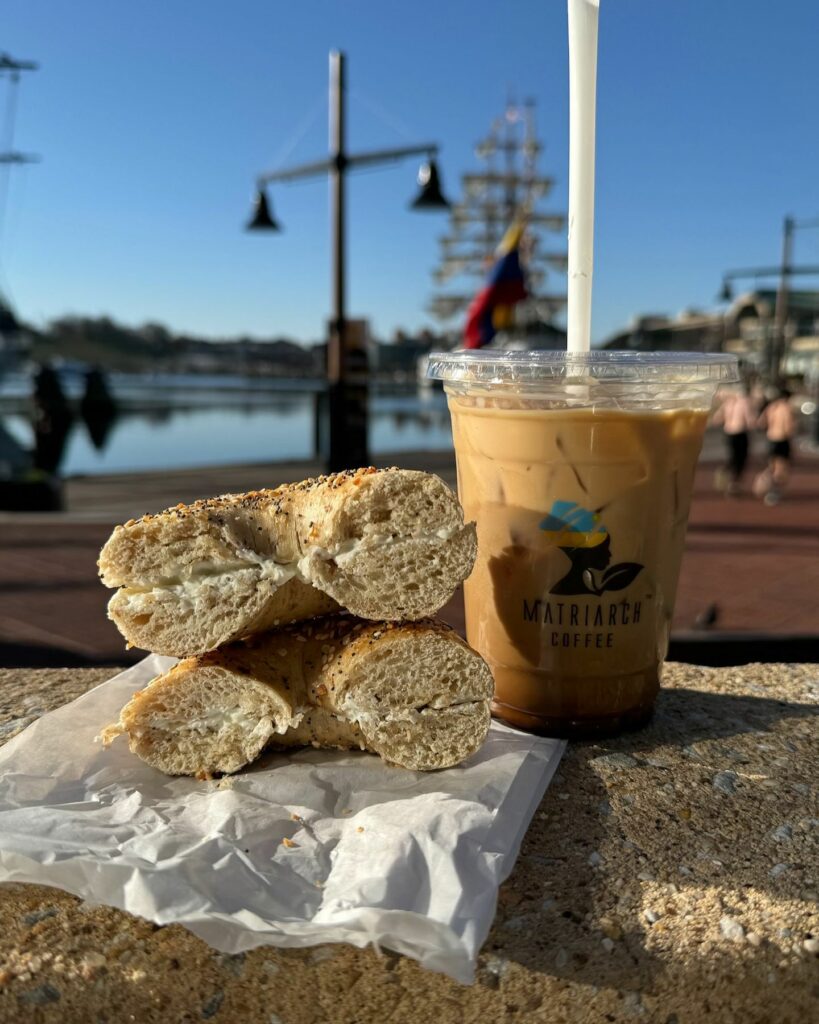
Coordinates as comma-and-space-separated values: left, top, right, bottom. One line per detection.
539, 501, 644, 597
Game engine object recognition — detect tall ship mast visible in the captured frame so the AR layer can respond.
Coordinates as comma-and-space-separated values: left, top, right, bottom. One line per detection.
427, 99, 567, 342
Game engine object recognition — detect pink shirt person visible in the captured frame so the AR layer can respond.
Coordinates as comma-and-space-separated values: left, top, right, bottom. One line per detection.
713, 391, 756, 435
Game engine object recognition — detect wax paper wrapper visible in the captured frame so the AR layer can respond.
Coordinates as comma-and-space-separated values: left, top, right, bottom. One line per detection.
0, 656, 564, 984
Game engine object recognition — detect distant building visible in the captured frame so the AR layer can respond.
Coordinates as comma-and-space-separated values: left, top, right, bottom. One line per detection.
601, 290, 819, 378
601, 309, 724, 354
369, 336, 434, 378
165, 336, 317, 377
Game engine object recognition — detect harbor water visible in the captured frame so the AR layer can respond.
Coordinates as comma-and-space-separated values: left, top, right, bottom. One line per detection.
0, 370, 452, 475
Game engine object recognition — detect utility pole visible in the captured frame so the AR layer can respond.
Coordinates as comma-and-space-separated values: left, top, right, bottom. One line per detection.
772, 215, 819, 381
0, 53, 39, 248
0, 53, 39, 168
771, 216, 794, 382
720, 214, 819, 382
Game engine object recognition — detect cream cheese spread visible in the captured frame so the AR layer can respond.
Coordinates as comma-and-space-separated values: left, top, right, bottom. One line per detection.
342, 697, 480, 731
181, 707, 262, 732
145, 706, 300, 737
97, 705, 306, 748
326, 526, 459, 569
119, 524, 462, 608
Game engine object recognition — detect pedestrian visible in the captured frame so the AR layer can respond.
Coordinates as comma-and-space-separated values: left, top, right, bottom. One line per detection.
711, 384, 757, 495
753, 387, 797, 506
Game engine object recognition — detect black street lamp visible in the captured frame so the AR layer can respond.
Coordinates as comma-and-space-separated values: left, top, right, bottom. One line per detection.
245, 189, 281, 232
247, 50, 450, 472
410, 160, 450, 210
718, 279, 733, 304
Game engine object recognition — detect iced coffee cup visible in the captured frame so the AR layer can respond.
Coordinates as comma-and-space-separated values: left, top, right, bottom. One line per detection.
428, 350, 739, 738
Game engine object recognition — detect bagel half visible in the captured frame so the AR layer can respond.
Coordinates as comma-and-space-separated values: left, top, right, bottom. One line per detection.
98, 468, 476, 657
100, 617, 494, 775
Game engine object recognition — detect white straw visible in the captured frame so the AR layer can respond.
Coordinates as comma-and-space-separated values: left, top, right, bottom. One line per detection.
566, 0, 600, 354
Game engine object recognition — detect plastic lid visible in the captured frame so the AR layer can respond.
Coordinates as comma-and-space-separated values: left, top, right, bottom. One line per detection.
426, 349, 740, 386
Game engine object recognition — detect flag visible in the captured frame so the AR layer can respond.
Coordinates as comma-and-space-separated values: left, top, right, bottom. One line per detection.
464, 221, 528, 349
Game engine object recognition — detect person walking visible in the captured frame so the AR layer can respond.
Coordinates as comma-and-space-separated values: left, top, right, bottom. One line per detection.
754, 387, 797, 506
712, 384, 757, 495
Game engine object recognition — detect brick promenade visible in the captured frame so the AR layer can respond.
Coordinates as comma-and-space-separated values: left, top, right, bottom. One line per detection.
0, 443, 817, 667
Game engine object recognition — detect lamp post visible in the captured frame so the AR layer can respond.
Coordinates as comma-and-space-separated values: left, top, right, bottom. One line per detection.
247, 51, 450, 472
719, 215, 819, 382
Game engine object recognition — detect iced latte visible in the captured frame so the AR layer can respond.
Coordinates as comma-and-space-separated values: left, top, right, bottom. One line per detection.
429, 351, 738, 737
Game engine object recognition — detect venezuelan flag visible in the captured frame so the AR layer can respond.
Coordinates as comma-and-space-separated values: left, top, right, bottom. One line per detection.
464, 221, 528, 349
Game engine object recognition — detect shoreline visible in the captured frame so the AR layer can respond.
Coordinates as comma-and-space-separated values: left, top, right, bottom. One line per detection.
12, 450, 459, 522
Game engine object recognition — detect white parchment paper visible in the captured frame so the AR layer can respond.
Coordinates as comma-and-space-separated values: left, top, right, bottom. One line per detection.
0, 657, 564, 983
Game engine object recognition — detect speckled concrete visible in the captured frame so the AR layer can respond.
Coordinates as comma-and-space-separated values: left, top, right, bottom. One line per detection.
0, 663, 817, 1024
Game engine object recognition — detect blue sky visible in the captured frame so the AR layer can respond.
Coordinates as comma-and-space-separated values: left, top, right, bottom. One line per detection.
2, 0, 819, 345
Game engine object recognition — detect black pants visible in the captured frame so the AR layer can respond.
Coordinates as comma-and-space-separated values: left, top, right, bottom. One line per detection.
726, 432, 749, 481
769, 439, 791, 461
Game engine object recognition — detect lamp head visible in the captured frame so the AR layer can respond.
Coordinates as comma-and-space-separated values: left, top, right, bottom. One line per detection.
246, 189, 281, 231
718, 279, 733, 303
410, 159, 451, 211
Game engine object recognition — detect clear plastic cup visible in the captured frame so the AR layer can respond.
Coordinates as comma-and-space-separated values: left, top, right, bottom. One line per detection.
428, 350, 739, 738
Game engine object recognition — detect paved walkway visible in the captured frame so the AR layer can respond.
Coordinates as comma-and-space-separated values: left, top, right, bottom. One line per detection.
1, 444, 817, 666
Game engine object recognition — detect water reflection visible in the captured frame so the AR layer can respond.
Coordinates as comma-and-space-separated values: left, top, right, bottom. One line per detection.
80, 367, 118, 451
32, 364, 75, 474
0, 372, 453, 479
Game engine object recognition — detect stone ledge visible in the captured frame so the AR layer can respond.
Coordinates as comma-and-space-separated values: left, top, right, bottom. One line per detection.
0, 662, 817, 1023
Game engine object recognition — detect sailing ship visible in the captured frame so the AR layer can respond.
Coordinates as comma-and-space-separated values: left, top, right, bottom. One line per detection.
427, 99, 568, 348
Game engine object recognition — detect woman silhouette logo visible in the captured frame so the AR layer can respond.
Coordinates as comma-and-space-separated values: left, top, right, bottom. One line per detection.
539, 502, 644, 597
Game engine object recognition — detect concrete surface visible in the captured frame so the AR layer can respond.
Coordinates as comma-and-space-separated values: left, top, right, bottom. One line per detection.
0, 662, 817, 1023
